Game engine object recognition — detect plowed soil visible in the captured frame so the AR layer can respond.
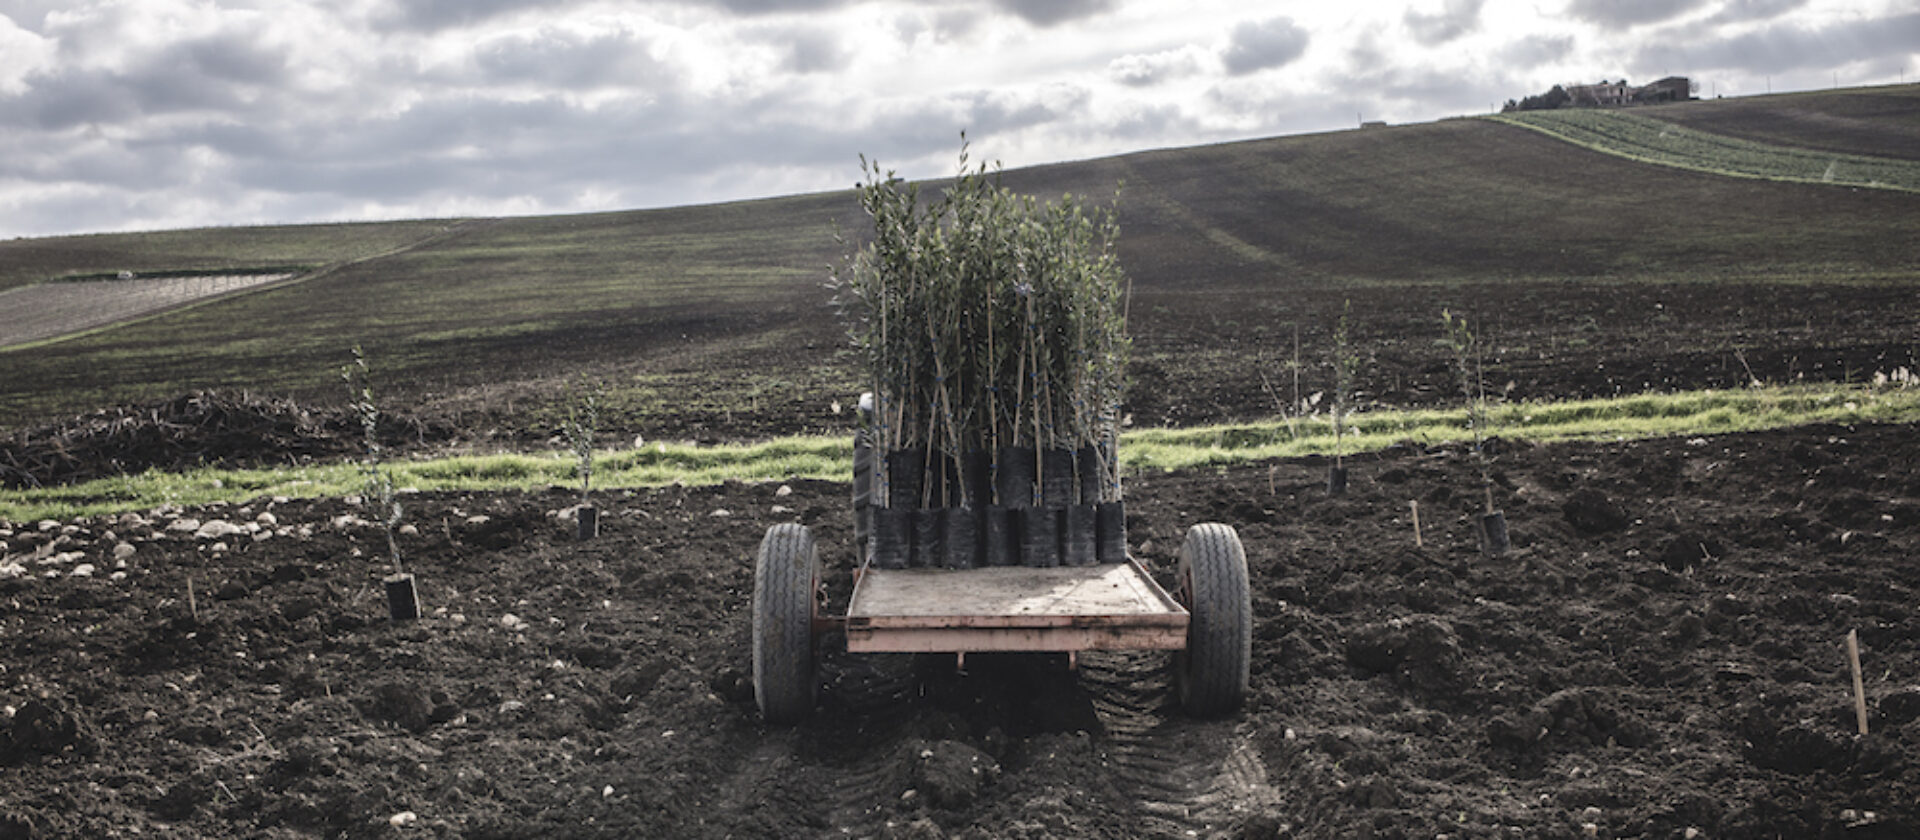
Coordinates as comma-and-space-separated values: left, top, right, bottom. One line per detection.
5, 419, 1919, 838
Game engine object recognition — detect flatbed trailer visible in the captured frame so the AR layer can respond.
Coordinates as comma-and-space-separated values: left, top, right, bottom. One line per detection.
751, 517, 1251, 724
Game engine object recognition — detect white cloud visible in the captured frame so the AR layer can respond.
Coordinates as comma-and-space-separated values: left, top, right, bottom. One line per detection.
1109, 46, 1208, 87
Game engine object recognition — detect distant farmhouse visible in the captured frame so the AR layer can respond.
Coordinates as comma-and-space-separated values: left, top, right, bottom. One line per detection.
1504, 76, 1695, 112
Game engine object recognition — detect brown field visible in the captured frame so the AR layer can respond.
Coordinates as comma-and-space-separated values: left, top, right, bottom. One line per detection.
2, 86, 1919, 839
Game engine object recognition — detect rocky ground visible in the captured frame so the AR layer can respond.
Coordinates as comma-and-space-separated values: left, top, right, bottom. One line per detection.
4, 420, 1918, 838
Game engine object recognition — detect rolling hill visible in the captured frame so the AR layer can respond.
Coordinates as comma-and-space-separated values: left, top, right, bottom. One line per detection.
3, 84, 1917, 444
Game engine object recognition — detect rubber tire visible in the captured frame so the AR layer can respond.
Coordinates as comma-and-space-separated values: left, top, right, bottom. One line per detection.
753, 523, 819, 724
1173, 523, 1251, 717
852, 429, 873, 557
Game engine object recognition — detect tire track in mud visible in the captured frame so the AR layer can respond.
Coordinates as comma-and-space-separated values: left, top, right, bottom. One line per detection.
1080, 651, 1283, 837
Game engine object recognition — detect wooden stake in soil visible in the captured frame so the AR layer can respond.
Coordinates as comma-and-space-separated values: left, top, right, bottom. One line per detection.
1848, 629, 1869, 735
1409, 501, 1423, 548
187, 576, 200, 622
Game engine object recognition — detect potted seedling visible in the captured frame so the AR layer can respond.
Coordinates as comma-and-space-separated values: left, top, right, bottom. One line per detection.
1327, 300, 1359, 495
565, 383, 602, 540
343, 346, 418, 620
836, 139, 1130, 569
1441, 310, 1507, 555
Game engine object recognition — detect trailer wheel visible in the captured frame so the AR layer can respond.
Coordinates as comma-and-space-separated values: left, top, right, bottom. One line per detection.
1173, 523, 1251, 717
753, 523, 819, 724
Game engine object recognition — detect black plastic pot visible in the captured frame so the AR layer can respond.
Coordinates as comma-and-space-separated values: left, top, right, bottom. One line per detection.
576, 504, 599, 540
984, 506, 1015, 566
1480, 510, 1510, 556
385, 573, 420, 621
964, 450, 993, 511
996, 446, 1035, 508
1096, 501, 1127, 564
943, 507, 980, 569
1041, 449, 1075, 507
1077, 445, 1105, 504
872, 507, 911, 569
911, 509, 943, 568
887, 448, 927, 509
1064, 503, 1097, 567
1019, 507, 1059, 568
1327, 466, 1349, 496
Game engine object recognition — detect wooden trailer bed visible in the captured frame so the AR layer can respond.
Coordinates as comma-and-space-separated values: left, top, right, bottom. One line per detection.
842, 559, 1190, 654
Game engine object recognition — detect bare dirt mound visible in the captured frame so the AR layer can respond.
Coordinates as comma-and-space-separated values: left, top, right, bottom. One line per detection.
0, 391, 457, 490
2, 422, 1916, 838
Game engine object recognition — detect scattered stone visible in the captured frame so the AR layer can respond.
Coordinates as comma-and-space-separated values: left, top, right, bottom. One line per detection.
256, 511, 277, 527
113, 543, 136, 560
167, 518, 202, 534
775, 484, 793, 497
710, 509, 731, 518
908, 740, 999, 810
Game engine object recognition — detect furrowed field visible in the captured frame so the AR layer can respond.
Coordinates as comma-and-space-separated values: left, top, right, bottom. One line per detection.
2, 84, 1919, 839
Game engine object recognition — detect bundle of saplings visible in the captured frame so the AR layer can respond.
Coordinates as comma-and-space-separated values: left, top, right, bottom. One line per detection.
838, 146, 1130, 569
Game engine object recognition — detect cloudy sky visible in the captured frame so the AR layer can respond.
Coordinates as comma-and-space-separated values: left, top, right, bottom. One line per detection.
2, 0, 1915, 238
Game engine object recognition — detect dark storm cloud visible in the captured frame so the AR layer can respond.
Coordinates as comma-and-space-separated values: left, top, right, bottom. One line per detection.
473, 28, 667, 88
1403, 0, 1484, 47
989, 0, 1117, 27
1565, 0, 1713, 30
1633, 12, 1920, 75
373, 0, 590, 32
1222, 17, 1309, 76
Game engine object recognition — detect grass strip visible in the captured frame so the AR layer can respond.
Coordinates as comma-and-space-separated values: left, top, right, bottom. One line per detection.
4, 384, 1918, 522
1489, 110, 1920, 193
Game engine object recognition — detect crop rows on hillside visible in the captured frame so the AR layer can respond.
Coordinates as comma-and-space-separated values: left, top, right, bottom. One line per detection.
0, 273, 294, 349
1494, 109, 1920, 192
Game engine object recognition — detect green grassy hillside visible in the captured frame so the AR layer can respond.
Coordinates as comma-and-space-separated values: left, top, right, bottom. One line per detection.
2, 85, 1917, 441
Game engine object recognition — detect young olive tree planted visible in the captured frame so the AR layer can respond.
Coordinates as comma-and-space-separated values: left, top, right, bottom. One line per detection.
1440, 310, 1508, 555
1327, 300, 1360, 495
835, 142, 1131, 569
565, 382, 602, 540
343, 346, 419, 619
